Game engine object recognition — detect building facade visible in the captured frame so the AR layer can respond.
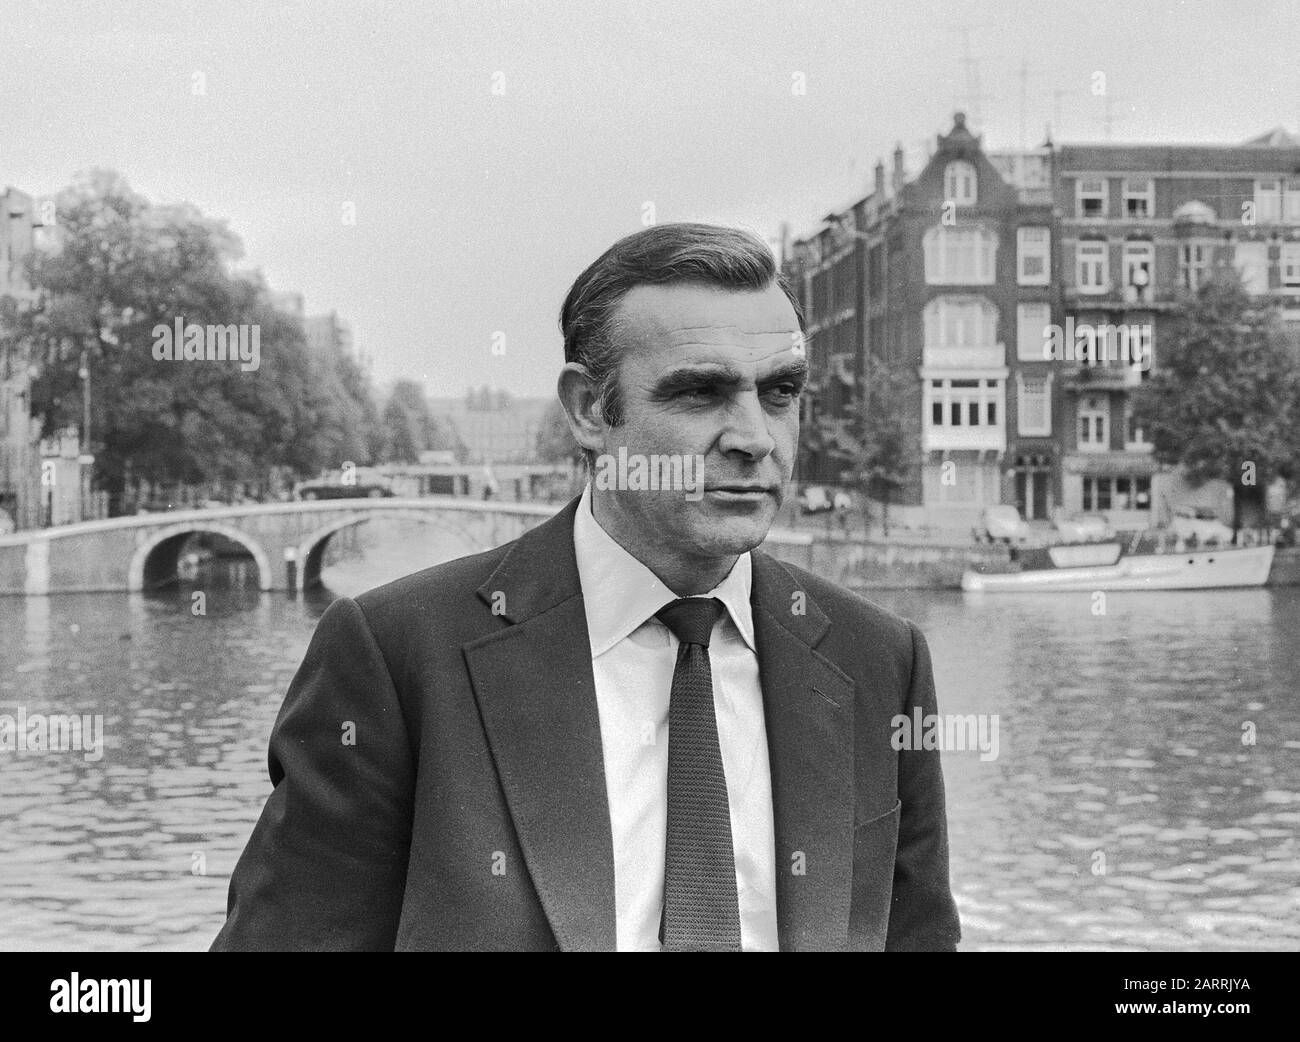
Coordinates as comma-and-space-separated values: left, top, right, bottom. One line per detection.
1055, 138, 1300, 528
788, 114, 1060, 528
427, 388, 551, 465
1, 186, 44, 529
788, 117, 1300, 532
305, 310, 365, 369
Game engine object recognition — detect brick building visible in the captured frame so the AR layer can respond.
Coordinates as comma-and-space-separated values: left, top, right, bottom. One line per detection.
1, 186, 44, 529
787, 114, 1059, 528
1055, 135, 1300, 528
788, 116, 1300, 532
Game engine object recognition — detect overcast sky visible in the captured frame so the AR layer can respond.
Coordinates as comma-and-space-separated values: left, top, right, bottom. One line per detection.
3, 0, 1298, 399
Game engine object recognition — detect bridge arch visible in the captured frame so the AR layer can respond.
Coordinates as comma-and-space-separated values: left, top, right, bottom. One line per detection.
128, 521, 273, 593
295, 509, 484, 589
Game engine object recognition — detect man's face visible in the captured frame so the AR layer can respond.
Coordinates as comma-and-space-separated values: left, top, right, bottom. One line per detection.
592, 281, 805, 564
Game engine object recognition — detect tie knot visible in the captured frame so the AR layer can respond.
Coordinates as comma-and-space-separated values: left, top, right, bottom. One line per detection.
655, 597, 724, 648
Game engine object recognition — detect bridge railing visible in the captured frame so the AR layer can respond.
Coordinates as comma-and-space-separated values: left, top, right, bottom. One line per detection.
0, 496, 564, 546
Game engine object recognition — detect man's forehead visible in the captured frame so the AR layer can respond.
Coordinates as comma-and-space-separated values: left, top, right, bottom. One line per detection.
614, 282, 801, 356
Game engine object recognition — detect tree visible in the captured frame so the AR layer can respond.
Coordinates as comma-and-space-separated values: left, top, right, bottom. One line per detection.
378, 379, 465, 463
1131, 271, 1300, 532
813, 362, 921, 536
380, 383, 425, 463
535, 399, 583, 465
9, 169, 381, 510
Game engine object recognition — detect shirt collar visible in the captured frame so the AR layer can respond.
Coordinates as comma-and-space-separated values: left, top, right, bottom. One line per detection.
572, 483, 755, 658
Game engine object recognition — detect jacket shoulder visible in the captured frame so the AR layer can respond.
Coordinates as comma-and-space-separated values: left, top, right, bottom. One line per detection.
352, 542, 509, 632
763, 553, 920, 654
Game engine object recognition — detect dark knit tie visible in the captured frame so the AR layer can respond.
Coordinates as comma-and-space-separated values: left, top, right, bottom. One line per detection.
655, 597, 741, 952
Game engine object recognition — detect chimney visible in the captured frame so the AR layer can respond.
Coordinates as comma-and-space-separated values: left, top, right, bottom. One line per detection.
874, 158, 885, 196
892, 142, 905, 192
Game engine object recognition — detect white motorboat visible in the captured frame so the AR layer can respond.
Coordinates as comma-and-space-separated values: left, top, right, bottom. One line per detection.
961, 543, 1275, 593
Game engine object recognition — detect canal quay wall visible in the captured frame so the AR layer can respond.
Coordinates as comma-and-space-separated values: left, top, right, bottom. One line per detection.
2, 506, 1297, 594
763, 537, 1300, 591
761, 534, 1004, 590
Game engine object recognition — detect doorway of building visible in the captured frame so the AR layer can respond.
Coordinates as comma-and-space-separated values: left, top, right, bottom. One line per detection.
1014, 455, 1051, 520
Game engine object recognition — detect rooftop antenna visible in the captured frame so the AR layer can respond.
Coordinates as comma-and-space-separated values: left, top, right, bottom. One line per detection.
954, 23, 994, 132
1051, 88, 1070, 142
1014, 60, 1051, 150
1018, 61, 1029, 150
1095, 92, 1133, 141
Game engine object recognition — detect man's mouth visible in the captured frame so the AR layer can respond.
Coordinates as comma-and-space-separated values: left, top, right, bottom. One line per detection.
704, 485, 776, 500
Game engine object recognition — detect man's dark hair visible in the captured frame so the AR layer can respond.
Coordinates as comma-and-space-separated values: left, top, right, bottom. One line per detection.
559, 223, 802, 432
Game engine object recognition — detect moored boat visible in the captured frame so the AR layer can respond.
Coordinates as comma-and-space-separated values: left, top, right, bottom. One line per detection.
961, 543, 1275, 593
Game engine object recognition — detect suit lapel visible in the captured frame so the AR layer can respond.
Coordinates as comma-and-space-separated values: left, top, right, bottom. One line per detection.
461, 503, 856, 952
751, 551, 856, 951
464, 499, 617, 951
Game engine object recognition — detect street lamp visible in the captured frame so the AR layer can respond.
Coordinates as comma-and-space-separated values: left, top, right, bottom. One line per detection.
77, 350, 94, 520
78, 350, 91, 454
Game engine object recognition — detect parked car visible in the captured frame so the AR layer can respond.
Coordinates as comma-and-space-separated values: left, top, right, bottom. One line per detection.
294, 480, 394, 501
973, 505, 1031, 544
1053, 512, 1115, 543
832, 489, 852, 511
798, 485, 833, 514
1171, 508, 1233, 545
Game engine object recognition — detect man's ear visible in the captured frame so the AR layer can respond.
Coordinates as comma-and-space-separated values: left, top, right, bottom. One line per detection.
556, 363, 608, 456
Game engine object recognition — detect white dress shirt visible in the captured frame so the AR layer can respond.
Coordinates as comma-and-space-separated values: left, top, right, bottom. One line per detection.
572, 483, 779, 951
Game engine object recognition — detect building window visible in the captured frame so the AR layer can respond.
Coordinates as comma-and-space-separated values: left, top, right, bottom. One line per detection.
1129, 312, 1155, 377
1123, 402, 1152, 448
1017, 227, 1050, 285
924, 296, 999, 351
1073, 312, 1151, 372
1017, 373, 1052, 436
1235, 241, 1269, 295
1121, 240, 1155, 300
1078, 394, 1109, 451
944, 161, 978, 206
1083, 476, 1150, 512
1076, 239, 1109, 293
811, 269, 832, 321
1017, 302, 1052, 361
1077, 177, 1108, 218
1180, 242, 1213, 291
1285, 179, 1300, 224
923, 226, 998, 285
1123, 178, 1154, 218
1282, 243, 1300, 288
927, 378, 1002, 429
1255, 180, 1283, 223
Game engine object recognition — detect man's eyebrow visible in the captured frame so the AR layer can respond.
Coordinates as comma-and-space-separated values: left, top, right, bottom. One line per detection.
652, 364, 745, 392
758, 360, 809, 386
673, 324, 802, 335
651, 359, 809, 394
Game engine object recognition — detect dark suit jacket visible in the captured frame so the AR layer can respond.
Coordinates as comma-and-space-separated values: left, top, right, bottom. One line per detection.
212, 497, 961, 951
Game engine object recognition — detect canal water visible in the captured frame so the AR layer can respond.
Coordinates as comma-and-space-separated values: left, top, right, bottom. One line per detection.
1, 519, 1297, 951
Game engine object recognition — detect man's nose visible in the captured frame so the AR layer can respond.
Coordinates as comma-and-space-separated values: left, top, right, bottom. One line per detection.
717, 391, 776, 460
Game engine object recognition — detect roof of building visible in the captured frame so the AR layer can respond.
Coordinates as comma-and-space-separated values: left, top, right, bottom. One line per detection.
1172, 200, 1218, 225
1242, 126, 1300, 147
1058, 138, 1300, 173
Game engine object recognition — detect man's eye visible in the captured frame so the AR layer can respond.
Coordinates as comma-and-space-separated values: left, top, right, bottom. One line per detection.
677, 385, 718, 400
765, 383, 802, 402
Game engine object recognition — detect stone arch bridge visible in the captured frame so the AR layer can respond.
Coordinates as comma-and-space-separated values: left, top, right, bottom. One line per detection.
0, 498, 561, 596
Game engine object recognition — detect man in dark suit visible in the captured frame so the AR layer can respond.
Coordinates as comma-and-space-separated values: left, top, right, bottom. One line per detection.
213, 223, 960, 951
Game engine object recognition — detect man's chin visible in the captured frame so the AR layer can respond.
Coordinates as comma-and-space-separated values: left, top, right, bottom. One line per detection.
684, 509, 776, 557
